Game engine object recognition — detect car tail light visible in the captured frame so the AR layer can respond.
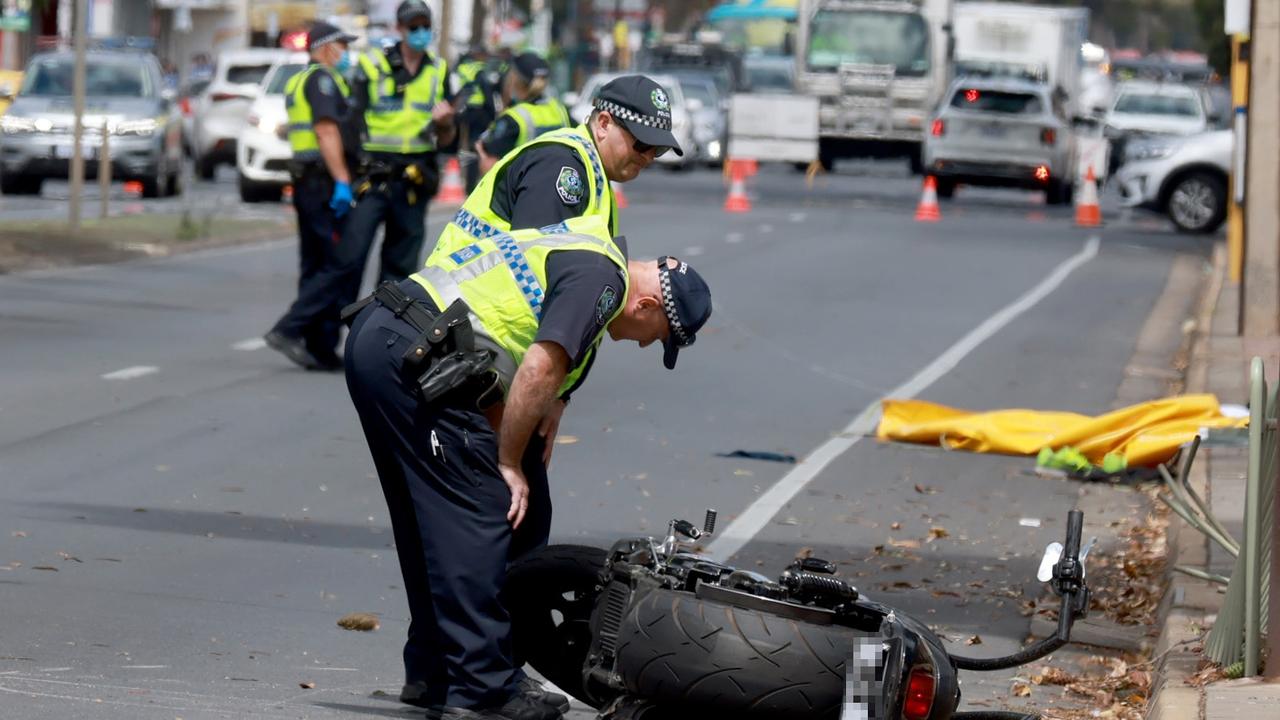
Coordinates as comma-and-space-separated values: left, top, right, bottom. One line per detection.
1041, 127, 1056, 145
210, 92, 243, 103
904, 667, 936, 720
931, 119, 945, 137
1034, 165, 1050, 182
247, 113, 260, 128
179, 98, 192, 116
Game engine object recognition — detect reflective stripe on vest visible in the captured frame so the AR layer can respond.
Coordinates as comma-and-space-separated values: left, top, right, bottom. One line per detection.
456, 60, 486, 107
410, 216, 628, 395
504, 98, 571, 147
359, 47, 447, 154
285, 64, 350, 161
425, 125, 617, 265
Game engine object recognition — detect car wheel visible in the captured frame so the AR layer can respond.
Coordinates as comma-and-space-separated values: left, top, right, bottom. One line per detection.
935, 178, 957, 199
139, 177, 162, 198
1045, 179, 1070, 206
1, 174, 42, 195
1167, 171, 1226, 234
908, 147, 924, 176
196, 154, 216, 180
164, 172, 181, 197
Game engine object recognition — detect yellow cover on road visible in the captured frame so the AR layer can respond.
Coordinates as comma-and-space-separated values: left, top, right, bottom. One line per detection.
876, 395, 1246, 467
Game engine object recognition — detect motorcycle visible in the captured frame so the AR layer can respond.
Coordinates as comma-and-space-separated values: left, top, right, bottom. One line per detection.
507, 509, 1094, 720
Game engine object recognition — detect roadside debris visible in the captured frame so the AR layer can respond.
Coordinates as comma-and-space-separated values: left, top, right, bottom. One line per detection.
337, 613, 380, 632
716, 450, 798, 464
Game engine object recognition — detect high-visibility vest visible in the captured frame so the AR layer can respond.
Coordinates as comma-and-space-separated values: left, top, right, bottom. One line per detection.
410, 214, 628, 396
357, 47, 448, 154
427, 124, 617, 263
498, 96, 571, 148
454, 59, 487, 108
285, 64, 350, 161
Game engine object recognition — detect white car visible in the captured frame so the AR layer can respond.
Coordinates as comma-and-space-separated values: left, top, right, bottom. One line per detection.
1103, 80, 1212, 171
1114, 129, 1230, 234
236, 55, 308, 203
563, 72, 697, 170
192, 48, 290, 180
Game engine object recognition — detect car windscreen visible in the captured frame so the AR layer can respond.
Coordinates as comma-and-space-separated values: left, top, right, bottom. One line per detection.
21, 57, 151, 97
265, 64, 306, 95
950, 89, 1043, 114
678, 79, 718, 105
807, 10, 930, 77
226, 63, 273, 86
1113, 92, 1201, 117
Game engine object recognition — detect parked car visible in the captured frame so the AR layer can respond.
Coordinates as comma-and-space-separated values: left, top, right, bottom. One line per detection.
923, 77, 1077, 204
191, 48, 289, 179
564, 72, 697, 170
1113, 129, 1230, 234
1103, 80, 1213, 172
177, 75, 211, 156
0, 50, 182, 197
672, 72, 726, 165
236, 54, 308, 203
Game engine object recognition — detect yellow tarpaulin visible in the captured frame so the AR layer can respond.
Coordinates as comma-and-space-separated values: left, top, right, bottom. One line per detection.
876, 394, 1247, 467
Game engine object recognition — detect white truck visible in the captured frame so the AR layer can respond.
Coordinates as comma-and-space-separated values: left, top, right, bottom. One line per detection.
793, 0, 955, 173
952, 2, 1089, 118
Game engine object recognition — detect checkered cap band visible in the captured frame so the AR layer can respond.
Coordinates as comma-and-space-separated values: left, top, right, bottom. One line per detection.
593, 98, 672, 132
310, 31, 347, 49
658, 262, 692, 347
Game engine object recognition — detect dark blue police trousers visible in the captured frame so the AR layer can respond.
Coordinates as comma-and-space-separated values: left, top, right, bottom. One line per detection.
271, 173, 346, 353
342, 178, 430, 286
344, 288, 551, 709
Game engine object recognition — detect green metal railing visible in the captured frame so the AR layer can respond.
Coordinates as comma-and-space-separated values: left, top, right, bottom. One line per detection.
1198, 357, 1276, 676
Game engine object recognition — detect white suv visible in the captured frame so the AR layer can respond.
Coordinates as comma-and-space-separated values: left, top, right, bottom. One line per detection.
236, 54, 308, 202
191, 48, 289, 180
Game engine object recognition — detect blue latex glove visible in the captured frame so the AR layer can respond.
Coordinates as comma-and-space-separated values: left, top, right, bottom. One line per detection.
330, 181, 353, 218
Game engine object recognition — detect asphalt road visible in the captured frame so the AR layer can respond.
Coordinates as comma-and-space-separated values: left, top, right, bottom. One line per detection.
0, 162, 1210, 719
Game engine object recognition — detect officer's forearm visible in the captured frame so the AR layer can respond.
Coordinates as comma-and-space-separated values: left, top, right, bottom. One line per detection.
498, 342, 568, 468
314, 121, 350, 184
436, 121, 457, 148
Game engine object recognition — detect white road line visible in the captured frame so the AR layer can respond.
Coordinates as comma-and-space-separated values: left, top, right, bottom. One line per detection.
119, 665, 168, 669
684, 246, 705, 257
100, 366, 158, 381
706, 235, 1102, 562
232, 338, 267, 351
789, 212, 807, 222
726, 232, 743, 244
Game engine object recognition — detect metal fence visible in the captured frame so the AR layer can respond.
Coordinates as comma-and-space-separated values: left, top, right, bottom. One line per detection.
1197, 357, 1277, 676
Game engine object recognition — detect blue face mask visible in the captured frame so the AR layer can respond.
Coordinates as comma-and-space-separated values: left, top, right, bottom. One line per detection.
407, 28, 433, 51
334, 50, 352, 74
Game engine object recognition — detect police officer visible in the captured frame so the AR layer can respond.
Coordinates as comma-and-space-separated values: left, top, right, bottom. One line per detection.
344, 0, 457, 286
343, 212, 713, 719
426, 74, 683, 268
474, 52, 570, 174
264, 22, 358, 370
452, 45, 497, 192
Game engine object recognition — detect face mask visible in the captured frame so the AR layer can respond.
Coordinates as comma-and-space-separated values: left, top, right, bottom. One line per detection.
334, 50, 352, 74
407, 28, 433, 51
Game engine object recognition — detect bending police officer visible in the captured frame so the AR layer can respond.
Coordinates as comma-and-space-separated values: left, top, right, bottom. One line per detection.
345, 0, 457, 285
343, 213, 713, 720
474, 52, 570, 174
264, 22, 358, 370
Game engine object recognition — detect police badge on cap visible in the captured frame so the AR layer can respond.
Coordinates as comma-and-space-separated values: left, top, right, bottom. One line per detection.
592, 75, 684, 157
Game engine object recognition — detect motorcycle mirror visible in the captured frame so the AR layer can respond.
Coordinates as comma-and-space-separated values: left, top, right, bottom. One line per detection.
1037, 542, 1063, 583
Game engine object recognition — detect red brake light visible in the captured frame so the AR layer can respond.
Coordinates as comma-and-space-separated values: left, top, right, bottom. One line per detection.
210, 92, 243, 103
904, 667, 936, 720
964, 88, 980, 103
1034, 165, 1050, 182
179, 98, 191, 115
931, 119, 945, 137
1040, 128, 1056, 145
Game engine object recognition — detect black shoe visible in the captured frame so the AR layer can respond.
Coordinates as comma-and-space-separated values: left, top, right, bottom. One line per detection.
264, 330, 322, 370
423, 690, 563, 720
517, 678, 570, 714
400, 681, 443, 708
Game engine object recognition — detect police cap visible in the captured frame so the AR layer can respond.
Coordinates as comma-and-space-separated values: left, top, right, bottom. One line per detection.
511, 51, 550, 81
657, 256, 712, 370
592, 75, 684, 157
396, 0, 432, 25
307, 21, 357, 51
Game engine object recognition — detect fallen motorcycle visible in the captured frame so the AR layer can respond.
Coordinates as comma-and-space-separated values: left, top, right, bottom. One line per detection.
507, 509, 1094, 720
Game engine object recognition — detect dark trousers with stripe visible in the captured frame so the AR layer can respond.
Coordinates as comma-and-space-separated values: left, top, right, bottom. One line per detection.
271, 173, 346, 353
343, 281, 552, 708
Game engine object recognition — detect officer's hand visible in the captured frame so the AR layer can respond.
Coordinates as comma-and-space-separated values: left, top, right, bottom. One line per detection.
499, 462, 529, 529
330, 181, 354, 218
538, 399, 568, 466
431, 100, 456, 127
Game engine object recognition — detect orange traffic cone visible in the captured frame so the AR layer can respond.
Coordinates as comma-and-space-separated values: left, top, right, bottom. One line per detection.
723, 160, 751, 213
914, 176, 941, 222
1075, 166, 1102, 227
438, 157, 466, 204
611, 180, 629, 209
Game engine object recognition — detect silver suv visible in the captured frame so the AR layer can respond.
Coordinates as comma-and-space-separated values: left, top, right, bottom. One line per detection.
0, 50, 183, 197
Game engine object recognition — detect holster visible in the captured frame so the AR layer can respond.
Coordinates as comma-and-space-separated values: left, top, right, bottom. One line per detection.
341, 282, 500, 408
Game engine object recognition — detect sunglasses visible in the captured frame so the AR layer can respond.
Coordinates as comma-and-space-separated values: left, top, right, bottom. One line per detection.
607, 114, 670, 158
407, 23, 432, 31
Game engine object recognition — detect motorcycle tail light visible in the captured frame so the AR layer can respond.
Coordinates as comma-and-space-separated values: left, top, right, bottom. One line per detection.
904, 667, 935, 720
931, 119, 945, 137
1041, 127, 1056, 145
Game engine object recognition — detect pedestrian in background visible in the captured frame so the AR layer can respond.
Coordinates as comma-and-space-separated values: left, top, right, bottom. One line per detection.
452, 44, 497, 192
343, 0, 456, 288
264, 22, 359, 371
474, 52, 571, 175
343, 212, 713, 719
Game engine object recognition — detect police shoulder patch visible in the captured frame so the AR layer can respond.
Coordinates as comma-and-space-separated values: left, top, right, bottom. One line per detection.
555, 165, 584, 205
595, 285, 619, 325
317, 73, 336, 96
